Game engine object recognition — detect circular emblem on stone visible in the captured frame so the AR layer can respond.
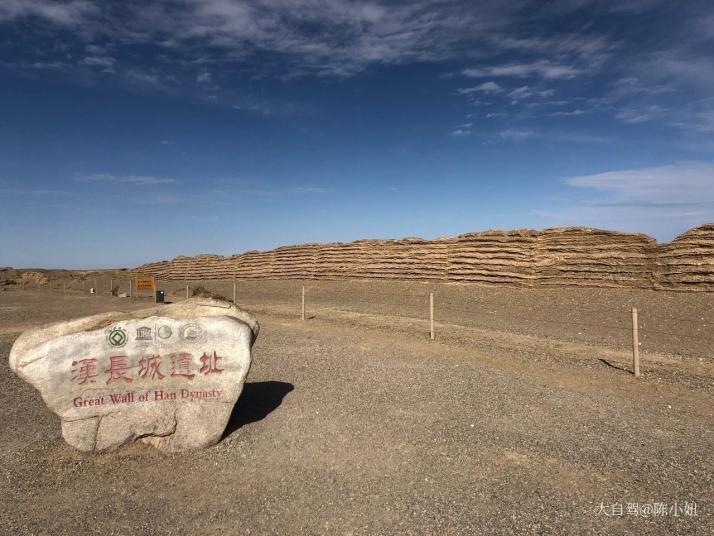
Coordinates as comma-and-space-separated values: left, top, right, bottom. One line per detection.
180, 322, 202, 340
107, 327, 127, 347
157, 325, 172, 339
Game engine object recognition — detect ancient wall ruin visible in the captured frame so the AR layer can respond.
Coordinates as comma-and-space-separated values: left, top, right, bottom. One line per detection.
134, 224, 714, 291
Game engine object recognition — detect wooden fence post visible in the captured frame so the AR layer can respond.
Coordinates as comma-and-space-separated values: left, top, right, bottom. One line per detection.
110, 277, 113, 294
94, 278, 98, 296
430, 292, 435, 340
82, 280, 85, 293
233, 282, 237, 304
301, 286, 305, 321
186, 284, 189, 301
632, 307, 640, 378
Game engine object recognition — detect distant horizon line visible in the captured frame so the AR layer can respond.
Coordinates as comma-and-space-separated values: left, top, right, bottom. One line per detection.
5, 222, 712, 272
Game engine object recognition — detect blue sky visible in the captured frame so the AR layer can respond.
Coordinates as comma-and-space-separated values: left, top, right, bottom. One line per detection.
1, 1, 713, 268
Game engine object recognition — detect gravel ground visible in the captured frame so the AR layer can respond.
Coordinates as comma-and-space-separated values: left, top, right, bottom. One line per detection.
156, 279, 714, 359
0, 289, 712, 535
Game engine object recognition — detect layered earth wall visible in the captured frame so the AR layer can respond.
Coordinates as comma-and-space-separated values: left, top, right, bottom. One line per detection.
134, 225, 714, 291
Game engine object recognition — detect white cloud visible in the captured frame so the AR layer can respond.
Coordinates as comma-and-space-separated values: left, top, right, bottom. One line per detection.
196, 71, 212, 84
507, 86, 531, 99
29, 61, 67, 70
77, 173, 176, 186
0, 0, 96, 26
0, 1, 619, 83
615, 104, 666, 124
85, 44, 107, 55
117, 0, 493, 78
566, 162, 714, 204
534, 162, 714, 239
462, 61, 580, 80
83, 56, 115, 68
549, 109, 586, 117
668, 104, 714, 133
449, 126, 472, 137
0, 188, 76, 196
82, 55, 116, 73
532, 203, 712, 241
289, 186, 326, 195
610, 77, 673, 99
458, 81, 502, 95
646, 52, 714, 89
499, 129, 536, 141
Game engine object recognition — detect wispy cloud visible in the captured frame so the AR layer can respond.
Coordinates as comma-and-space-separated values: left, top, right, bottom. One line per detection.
462, 61, 580, 80
0, 188, 76, 196
288, 186, 326, 195
671, 108, 714, 134
3, 0, 493, 79
534, 162, 714, 239
499, 129, 536, 141
503, 86, 555, 101
82, 55, 116, 73
549, 109, 586, 117
449, 123, 473, 137
196, 71, 212, 84
615, 105, 667, 124
458, 81, 502, 95
76, 173, 176, 186
0, 0, 97, 26
1, 0, 710, 142
565, 162, 714, 204
0, 1, 620, 85
507, 86, 531, 99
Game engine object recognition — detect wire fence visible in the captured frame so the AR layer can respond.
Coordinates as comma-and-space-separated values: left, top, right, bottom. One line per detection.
7, 276, 714, 370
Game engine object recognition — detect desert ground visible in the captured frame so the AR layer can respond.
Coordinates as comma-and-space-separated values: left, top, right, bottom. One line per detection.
1, 282, 712, 534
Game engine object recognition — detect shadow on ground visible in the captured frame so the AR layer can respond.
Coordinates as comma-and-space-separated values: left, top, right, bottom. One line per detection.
223, 381, 294, 438
599, 358, 632, 375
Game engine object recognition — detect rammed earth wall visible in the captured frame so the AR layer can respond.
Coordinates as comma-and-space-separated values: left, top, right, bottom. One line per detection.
134, 225, 714, 291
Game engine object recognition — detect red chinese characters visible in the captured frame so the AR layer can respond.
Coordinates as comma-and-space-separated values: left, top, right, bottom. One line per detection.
71, 358, 98, 385
105, 355, 133, 385
138, 355, 165, 380
199, 351, 224, 375
170, 353, 195, 379
71, 351, 225, 384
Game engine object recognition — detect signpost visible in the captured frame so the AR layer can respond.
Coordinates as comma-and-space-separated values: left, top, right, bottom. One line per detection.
133, 276, 157, 303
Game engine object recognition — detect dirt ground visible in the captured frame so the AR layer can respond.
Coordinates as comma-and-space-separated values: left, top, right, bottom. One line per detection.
0, 284, 712, 534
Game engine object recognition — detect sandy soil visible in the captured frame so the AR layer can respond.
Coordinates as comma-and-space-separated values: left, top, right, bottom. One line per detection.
0, 285, 712, 534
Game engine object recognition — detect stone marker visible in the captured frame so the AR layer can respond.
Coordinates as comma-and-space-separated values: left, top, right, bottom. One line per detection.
9, 298, 259, 452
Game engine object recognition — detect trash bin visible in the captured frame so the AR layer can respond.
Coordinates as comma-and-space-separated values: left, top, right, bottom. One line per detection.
155, 290, 165, 303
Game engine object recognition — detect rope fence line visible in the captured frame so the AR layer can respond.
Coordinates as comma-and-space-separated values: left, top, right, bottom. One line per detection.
435, 305, 633, 332
319, 288, 639, 318
149, 277, 707, 325
9, 277, 713, 376
289, 285, 711, 378
287, 288, 714, 333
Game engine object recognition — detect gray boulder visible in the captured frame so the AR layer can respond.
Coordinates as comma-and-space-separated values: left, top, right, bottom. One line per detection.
9, 298, 259, 452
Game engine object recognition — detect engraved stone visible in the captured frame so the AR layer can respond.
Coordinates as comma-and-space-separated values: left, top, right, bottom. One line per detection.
9, 298, 259, 452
